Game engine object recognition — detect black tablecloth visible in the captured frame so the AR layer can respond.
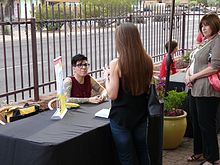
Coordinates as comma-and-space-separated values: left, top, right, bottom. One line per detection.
0, 100, 164, 165
0, 101, 121, 165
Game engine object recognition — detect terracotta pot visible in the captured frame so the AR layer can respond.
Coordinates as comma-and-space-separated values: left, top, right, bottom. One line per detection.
163, 110, 187, 149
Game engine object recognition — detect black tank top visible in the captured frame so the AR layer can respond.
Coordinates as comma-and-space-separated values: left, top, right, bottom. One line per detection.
109, 81, 148, 129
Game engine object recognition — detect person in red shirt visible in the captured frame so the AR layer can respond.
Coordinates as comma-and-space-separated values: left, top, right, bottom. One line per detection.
196, 31, 204, 46
159, 40, 178, 78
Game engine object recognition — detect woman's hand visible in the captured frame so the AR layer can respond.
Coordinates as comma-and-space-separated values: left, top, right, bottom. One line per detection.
88, 95, 104, 104
185, 70, 193, 88
185, 76, 193, 88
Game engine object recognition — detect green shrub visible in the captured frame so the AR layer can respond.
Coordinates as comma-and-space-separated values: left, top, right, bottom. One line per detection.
181, 51, 191, 63
81, 0, 133, 20
164, 90, 187, 116
34, 3, 76, 31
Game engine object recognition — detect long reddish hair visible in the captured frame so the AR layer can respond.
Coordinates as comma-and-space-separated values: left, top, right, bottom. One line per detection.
115, 23, 153, 96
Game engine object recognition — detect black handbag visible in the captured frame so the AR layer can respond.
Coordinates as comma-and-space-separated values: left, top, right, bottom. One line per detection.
147, 84, 164, 165
147, 84, 163, 117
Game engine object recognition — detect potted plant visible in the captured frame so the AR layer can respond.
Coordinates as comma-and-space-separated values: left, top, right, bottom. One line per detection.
163, 90, 187, 149
154, 77, 188, 149
164, 90, 187, 116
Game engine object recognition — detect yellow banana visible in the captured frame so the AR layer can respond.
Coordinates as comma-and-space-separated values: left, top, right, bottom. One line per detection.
65, 102, 80, 108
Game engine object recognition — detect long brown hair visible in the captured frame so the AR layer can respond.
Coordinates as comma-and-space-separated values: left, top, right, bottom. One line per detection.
115, 23, 153, 96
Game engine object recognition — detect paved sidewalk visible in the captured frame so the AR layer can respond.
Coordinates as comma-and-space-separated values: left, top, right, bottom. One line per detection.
163, 135, 220, 165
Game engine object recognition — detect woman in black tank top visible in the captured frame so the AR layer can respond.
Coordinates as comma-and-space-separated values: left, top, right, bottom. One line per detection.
103, 23, 153, 165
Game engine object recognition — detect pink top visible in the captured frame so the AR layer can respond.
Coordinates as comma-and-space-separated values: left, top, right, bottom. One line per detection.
196, 31, 204, 44
197, 31, 220, 44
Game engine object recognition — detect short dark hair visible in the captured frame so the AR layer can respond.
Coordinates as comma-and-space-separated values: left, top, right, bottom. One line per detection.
165, 40, 178, 53
199, 12, 220, 36
71, 54, 87, 66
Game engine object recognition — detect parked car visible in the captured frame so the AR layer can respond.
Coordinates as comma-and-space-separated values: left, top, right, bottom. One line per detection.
203, 7, 212, 13
144, 7, 152, 12
153, 15, 168, 22
190, 6, 201, 11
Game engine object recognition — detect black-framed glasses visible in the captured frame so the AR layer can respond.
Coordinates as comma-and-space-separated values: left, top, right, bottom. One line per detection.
76, 63, 90, 68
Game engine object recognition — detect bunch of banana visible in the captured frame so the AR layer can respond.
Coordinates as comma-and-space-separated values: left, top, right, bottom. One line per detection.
48, 98, 80, 110
65, 102, 80, 109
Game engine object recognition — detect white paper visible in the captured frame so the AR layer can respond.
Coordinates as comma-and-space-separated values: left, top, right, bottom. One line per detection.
0, 120, 6, 125
95, 108, 110, 118
51, 108, 68, 120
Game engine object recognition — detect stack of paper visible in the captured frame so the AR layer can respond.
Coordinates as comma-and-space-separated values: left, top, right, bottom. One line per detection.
95, 108, 110, 118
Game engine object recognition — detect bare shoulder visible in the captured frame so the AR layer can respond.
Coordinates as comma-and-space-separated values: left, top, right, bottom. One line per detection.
110, 58, 121, 77
64, 77, 72, 84
110, 58, 118, 68
110, 58, 118, 63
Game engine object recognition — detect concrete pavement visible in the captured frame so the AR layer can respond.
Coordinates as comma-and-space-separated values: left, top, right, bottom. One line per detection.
163, 135, 220, 165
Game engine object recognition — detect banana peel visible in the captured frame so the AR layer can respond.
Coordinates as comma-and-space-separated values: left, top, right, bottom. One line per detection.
65, 102, 80, 109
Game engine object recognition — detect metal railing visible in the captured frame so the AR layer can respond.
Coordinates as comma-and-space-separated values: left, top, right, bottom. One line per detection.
0, 2, 213, 104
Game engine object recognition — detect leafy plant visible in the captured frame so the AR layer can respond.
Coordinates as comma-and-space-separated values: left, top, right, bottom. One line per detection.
153, 77, 166, 100
164, 90, 187, 116
181, 51, 191, 63
34, 3, 76, 31
81, 0, 133, 18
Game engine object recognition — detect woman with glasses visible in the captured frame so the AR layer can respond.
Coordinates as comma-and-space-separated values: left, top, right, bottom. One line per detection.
64, 54, 107, 104
103, 23, 153, 165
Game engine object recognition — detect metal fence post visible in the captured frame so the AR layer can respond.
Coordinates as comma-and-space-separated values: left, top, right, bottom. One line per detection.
181, 12, 186, 55
129, 14, 133, 22
30, 18, 39, 101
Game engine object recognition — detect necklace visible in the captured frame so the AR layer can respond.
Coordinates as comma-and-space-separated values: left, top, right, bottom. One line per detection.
199, 34, 217, 48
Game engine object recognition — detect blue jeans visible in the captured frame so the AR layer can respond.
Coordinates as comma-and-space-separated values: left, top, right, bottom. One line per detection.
110, 119, 150, 165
